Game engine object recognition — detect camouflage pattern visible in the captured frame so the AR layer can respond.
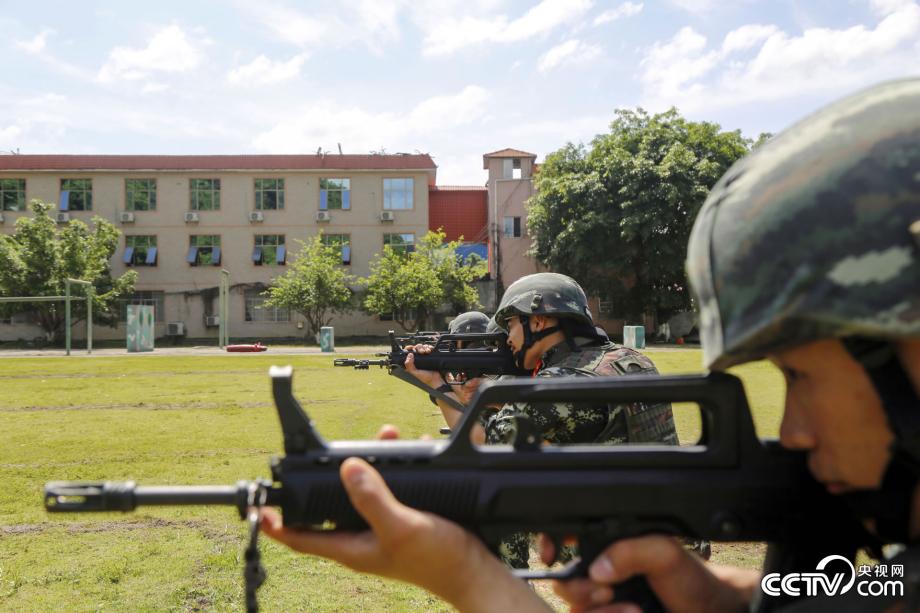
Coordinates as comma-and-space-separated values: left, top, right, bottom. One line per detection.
485, 342, 679, 446
485, 340, 679, 568
494, 272, 594, 330
687, 79, 920, 371
447, 311, 490, 334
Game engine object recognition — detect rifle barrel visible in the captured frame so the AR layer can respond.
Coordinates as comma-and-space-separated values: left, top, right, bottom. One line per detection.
44, 481, 271, 513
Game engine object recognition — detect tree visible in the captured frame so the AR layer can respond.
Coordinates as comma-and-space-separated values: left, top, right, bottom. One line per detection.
527, 108, 752, 322
262, 234, 355, 341
0, 200, 137, 342
363, 230, 487, 331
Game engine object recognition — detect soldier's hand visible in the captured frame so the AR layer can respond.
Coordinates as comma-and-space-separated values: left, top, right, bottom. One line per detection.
403, 343, 434, 354
260, 457, 549, 612
404, 351, 446, 389
540, 535, 757, 613
452, 377, 484, 406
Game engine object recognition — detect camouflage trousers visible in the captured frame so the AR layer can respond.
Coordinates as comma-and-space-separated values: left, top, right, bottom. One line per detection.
497, 533, 576, 569
497, 534, 710, 569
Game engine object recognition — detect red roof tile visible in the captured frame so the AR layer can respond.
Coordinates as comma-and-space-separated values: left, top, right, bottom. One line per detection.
429, 185, 487, 191
0, 154, 437, 171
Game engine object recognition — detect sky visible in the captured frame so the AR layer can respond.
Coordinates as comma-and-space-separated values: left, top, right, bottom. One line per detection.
1, 0, 919, 185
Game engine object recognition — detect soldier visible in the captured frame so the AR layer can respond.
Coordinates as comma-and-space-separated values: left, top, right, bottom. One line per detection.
485, 272, 677, 448
261, 80, 920, 613
411, 272, 684, 568
549, 79, 920, 610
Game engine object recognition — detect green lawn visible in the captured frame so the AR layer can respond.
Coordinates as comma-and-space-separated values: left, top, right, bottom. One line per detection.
0, 350, 784, 611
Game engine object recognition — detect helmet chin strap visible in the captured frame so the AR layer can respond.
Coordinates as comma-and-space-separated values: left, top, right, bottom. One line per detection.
841, 338, 920, 544
513, 315, 561, 370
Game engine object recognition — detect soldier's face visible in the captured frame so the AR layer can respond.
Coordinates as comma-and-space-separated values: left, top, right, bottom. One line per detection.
770, 339, 894, 493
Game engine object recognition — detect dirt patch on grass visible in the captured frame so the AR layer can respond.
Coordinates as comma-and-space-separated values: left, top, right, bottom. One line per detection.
2, 518, 240, 542
1, 400, 273, 413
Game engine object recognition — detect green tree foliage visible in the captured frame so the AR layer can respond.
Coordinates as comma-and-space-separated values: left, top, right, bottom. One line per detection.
0, 200, 137, 342
363, 230, 487, 331
263, 234, 355, 340
527, 108, 752, 322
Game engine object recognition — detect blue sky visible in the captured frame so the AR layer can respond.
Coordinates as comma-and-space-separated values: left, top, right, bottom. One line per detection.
1, 0, 918, 184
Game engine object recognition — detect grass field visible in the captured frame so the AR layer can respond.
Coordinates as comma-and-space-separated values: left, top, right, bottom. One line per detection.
0, 349, 785, 612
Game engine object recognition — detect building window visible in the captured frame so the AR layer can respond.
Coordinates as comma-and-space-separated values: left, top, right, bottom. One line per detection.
190, 179, 220, 210
380, 307, 417, 322
502, 158, 522, 179
319, 178, 350, 210
0, 178, 26, 211
255, 178, 284, 210
383, 178, 413, 210
503, 216, 522, 238
244, 289, 290, 322
599, 300, 614, 315
187, 235, 222, 267
125, 179, 156, 211
253, 234, 286, 266
321, 233, 351, 265
384, 233, 415, 255
60, 178, 92, 211
119, 291, 165, 323
123, 235, 158, 266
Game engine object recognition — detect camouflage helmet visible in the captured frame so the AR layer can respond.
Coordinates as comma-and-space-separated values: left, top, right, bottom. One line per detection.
687, 79, 920, 371
447, 311, 490, 334
485, 316, 503, 335
494, 273, 593, 331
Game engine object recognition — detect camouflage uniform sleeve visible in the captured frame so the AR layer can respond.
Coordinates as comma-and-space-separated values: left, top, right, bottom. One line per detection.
485, 367, 631, 445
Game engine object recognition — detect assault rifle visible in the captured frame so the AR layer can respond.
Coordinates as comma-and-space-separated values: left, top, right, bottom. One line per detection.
44, 368, 872, 612
334, 330, 527, 411
394, 330, 442, 345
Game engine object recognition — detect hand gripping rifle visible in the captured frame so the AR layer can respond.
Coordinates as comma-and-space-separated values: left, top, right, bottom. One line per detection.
44, 368, 872, 613
334, 330, 527, 412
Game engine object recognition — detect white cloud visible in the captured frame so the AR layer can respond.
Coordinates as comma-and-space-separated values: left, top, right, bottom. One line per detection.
227, 54, 307, 85
141, 82, 170, 94
251, 85, 492, 153
593, 2, 643, 26
668, 0, 717, 13
538, 39, 602, 71
15, 28, 54, 54
245, 0, 402, 54
640, 27, 720, 102
422, 0, 594, 56
97, 25, 204, 83
640, 2, 920, 112
721, 24, 778, 54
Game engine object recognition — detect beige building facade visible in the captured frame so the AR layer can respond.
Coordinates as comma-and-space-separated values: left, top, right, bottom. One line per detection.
0, 154, 435, 342
482, 149, 542, 307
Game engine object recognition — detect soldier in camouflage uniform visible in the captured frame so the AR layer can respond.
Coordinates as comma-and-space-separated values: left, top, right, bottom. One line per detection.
486, 273, 681, 567
553, 79, 920, 611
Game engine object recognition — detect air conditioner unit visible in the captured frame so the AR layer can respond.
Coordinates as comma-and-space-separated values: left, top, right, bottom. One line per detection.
315, 211, 331, 222
379, 211, 395, 222
56, 212, 71, 224
249, 211, 264, 223
184, 211, 200, 223
204, 316, 220, 327
119, 211, 135, 223
166, 321, 186, 336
